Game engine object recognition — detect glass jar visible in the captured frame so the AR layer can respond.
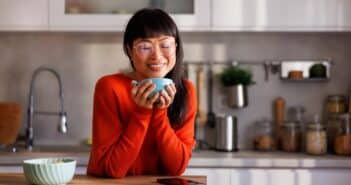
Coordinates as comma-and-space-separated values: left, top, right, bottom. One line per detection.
334, 114, 351, 155
287, 106, 305, 123
326, 95, 347, 114
253, 119, 275, 151
280, 121, 301, 152
305, 115, 327, 155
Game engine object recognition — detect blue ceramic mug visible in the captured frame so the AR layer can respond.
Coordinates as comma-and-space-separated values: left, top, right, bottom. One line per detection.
133, 78, 173, 97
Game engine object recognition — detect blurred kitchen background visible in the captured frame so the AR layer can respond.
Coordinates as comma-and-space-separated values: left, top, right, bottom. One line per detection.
0, 0, 350, 150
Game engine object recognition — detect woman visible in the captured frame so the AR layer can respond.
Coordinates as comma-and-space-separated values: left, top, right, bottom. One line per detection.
87, 8, 197, 178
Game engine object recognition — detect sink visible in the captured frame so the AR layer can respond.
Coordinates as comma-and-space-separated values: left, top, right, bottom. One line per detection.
29, 145, 91, 153
0, 145, 90, 166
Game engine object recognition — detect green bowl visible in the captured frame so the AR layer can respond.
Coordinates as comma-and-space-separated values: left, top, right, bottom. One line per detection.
23, 158, 76, 185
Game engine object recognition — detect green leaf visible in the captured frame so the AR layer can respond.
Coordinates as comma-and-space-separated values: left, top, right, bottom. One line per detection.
219, 66, 253, 86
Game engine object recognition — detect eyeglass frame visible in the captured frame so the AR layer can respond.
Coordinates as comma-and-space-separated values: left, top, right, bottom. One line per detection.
132, 39, 177, 57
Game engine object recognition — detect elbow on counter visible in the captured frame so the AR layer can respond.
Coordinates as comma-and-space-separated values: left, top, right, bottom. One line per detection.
87, 163, 127, 179
166, 163, 188, 176
104, 163, 128, 179
167, 170, 185, 177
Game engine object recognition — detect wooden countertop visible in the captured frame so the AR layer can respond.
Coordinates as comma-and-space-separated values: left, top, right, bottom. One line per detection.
3, 148, 351, 169
0, 173, 206, 185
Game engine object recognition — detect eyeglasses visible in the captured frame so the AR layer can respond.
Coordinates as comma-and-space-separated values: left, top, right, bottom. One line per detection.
133, 40, 177, 57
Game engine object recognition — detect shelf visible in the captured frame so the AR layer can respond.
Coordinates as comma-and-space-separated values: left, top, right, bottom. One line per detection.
280, 60, 332, 82
281, 78, 330, 82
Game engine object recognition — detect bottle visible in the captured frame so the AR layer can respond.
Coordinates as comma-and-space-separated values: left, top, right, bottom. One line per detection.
274, 97, 285, 149
334, 114, 351, 155
305, 114, 327, 155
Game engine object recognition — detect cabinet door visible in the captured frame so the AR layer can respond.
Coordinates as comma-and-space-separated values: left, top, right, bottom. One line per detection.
49, 0, 210, 31
0, 0, 48, 31
212, 0, 351, 31
184, 168, 231, 185
231, 168, 351, 185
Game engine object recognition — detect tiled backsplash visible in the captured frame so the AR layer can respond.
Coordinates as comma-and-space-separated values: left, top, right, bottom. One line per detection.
0, 32, 350, 148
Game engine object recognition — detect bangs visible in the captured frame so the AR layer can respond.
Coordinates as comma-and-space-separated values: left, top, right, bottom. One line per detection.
125, 9, 178, 43
137, 15, 176, 39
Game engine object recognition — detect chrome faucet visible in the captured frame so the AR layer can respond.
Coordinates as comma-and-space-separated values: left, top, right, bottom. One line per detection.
26, 67, 68, 151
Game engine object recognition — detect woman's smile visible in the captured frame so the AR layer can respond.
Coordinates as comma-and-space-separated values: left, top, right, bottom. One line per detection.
147, 62, 167, 72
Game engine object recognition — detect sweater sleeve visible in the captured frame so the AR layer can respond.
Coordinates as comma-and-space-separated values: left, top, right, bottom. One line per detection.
87, 77, 153, 178
151, 80, 197, 175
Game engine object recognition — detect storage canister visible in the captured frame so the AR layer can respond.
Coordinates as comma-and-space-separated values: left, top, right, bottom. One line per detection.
305, 115, 327, 155
326, 95, 347, 114
334, 114, 351, 155
281, 121, 301, 152
253, 119, 275, 151
215, 114, 238, 152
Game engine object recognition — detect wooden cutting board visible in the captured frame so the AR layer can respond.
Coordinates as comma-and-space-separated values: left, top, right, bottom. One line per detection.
0, 103, 22, 145
0, 173, 206, 185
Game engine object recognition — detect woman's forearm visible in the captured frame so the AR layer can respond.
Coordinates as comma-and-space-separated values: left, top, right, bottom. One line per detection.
151, 109, 196, 175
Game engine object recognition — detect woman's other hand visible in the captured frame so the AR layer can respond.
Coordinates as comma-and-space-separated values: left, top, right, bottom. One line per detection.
155, 83, 176, 109
131, 80, 159, 109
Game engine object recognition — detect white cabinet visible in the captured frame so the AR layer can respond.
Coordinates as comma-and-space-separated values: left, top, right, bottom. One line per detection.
49, 0, 210, 31
231, 168, 351, 185
212, 0, 351, 31
3, 0, 351, 32
0, 0, 48, 31
185, 168, 351, 185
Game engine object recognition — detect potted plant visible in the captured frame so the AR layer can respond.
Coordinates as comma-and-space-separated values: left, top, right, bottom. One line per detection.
219, 66, 254, 108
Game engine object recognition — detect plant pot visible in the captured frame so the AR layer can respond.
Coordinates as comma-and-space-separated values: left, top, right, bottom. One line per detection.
227, 85, 248, 108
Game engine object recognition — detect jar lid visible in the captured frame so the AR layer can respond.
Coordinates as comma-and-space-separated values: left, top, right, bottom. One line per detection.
327, 95, 346, 102
307, 123, 325, 129
282, 121, 300, 128
255, 119, 273, 128
340, 113, 351, 124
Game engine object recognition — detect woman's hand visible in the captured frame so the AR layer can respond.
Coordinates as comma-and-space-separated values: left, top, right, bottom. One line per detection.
131, 80, 160, 109
155, 83, 176, 109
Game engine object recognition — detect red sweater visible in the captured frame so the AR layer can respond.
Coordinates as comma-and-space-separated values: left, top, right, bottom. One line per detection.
87, 73, 197, 178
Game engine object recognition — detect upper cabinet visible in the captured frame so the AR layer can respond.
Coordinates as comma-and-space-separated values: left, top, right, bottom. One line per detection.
212, 0, 351, 31
2, 0, 351, 32
49, 0, 210, 31
0, 0, 48, 31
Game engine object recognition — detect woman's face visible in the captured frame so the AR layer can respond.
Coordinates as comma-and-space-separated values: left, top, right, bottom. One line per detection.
129, 35, 177, 80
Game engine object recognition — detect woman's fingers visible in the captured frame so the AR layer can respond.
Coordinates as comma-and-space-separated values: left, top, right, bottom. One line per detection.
135, 80, 152, 98
149, 92, 160, 104
165, 84, 176, 98
131, 80, 158, 109
141, 84, 155, 101
132, 81, 177, 109
158, 95, 166, 107
160, 90, 172, 105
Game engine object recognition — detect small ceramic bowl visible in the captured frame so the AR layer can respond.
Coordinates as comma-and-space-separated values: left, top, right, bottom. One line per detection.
23, 158, 76, 185
133, 78, 173, 95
